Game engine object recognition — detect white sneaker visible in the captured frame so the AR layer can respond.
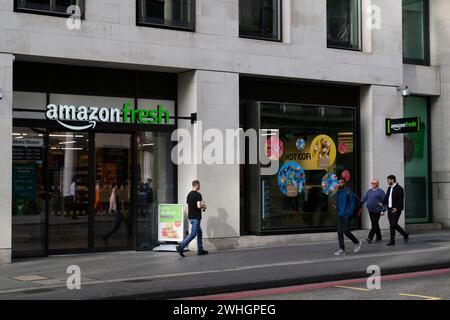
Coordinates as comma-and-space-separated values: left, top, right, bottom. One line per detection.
354, 241, 362, 254
334, 249, 346, 256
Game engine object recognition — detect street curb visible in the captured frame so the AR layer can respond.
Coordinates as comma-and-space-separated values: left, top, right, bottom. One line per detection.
100, 261, 450, 300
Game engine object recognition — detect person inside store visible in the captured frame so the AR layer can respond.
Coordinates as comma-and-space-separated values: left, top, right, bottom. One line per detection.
103, 182, 121, 245
145, 178, 154, 215
65, 177, 78, 220
95, 180, 102, 214
138, 180, 148, 218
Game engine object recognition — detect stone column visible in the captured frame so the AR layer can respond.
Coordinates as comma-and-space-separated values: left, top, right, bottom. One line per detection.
177, 70, 240, 251
360, 85, 405, 231
0, 53, 13, 264
430, 0, 450, 227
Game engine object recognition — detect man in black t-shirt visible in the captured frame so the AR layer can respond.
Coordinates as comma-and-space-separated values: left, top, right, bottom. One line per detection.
176, 180, 208, 257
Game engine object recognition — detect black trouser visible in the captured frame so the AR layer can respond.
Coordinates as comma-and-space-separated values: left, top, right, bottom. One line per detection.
368, 211, 382, 241
104, 212, 130, 240
388, 209, 408, 243
337, 216, 359, 250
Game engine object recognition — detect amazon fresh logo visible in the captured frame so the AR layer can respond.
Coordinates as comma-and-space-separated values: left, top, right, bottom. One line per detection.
386, 117, 421, 136
392, 121, 417, 131
46, 103, 170, 131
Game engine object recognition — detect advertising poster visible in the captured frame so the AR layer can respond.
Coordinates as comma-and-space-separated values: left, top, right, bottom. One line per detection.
281, 134, 337, 170
158, 204, 184, 243
12, 163, 37, 201
12, 163, 37, 216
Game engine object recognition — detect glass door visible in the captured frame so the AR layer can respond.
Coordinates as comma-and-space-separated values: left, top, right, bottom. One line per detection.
94, 133, 132, 250
404, 97, 430, 223
47, 132, 90, 252
136, 132, 175, 250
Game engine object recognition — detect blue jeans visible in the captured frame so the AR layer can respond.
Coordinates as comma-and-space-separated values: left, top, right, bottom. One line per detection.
179, 219, 203, 251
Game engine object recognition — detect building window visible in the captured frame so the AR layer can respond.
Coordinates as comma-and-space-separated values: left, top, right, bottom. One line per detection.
239, 0, 281, 41
258, 104, 357, 231
137, 0, 195, 31
241, 101, 357, 233
403, 0, 430, 65
15, 0, 84, 17
327, 0, 361, 50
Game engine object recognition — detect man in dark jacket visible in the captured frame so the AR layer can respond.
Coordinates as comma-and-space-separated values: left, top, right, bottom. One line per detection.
334, 179, 362, 256
381, 175, 409, 246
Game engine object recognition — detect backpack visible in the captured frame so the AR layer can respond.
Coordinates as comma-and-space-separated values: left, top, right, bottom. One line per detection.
345, 189, 362, 217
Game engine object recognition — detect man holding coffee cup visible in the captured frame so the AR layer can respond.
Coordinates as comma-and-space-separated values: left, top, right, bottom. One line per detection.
176, 180, 208, 257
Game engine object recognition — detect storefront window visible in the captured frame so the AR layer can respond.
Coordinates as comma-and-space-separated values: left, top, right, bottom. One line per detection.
403, 0, 429, 65
136, 132, 175, 250
48, 132, 89, 251
95, 133, 132, 249
12, 63, 178, 258
239, 0, 281, 41
404, 97, 430, 223
260, 103, 357, 231
137, 0, 195, 31
327, 0, 361, 50
12, 127, 46, 257
15, 0, 84, 16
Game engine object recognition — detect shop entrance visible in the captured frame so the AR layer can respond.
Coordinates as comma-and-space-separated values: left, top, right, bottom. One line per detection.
12, 124, 175, 258
47, 131, 133, 253
11, 62, 178, 259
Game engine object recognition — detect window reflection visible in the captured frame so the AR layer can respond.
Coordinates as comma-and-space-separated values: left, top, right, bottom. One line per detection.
95, 133, 132, 249
16, 0, 84, 15
403, 0, 429, 64
239, 0, 281, 41
138, 0, 195, 30
327, 0, 361, 50
136, 132, 175, 250
48, 132, 89, 250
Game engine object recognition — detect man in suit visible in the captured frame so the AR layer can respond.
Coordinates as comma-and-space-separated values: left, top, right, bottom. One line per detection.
381, 175, 409, 246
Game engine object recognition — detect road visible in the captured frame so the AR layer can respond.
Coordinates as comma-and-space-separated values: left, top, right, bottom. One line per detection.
185, 268, 450, 300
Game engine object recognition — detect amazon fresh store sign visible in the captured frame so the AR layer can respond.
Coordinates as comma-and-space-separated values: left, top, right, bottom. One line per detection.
386, 117, 421, 136
46, 102, 170, 131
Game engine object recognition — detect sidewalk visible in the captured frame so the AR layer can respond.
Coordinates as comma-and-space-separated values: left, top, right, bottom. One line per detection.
1, 230, 450, 300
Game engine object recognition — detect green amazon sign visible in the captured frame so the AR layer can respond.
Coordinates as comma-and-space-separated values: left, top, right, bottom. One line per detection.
386, 117, 421, 136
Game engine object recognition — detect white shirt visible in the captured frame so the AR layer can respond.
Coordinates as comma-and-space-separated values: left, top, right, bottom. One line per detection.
388, 183, 397, 208
70, 182, 76, 197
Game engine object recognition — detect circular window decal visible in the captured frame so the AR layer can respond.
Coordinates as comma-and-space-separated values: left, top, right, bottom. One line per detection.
322, 173, 339, 195
296, 138, 306, 151
278, 162, 306, 196
265, 136, 284, 161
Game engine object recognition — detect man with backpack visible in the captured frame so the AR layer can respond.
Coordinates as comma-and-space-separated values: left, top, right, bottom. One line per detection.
334, 179, 362, 256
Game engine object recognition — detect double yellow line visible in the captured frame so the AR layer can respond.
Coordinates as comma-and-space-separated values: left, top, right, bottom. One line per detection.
335, 286, 444, 300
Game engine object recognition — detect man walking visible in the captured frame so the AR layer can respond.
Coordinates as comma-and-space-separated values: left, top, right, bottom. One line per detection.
334, 179, 362, 256
381, 175, 409, 246
361, 179, 386, 244
176, 180, 208, 257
